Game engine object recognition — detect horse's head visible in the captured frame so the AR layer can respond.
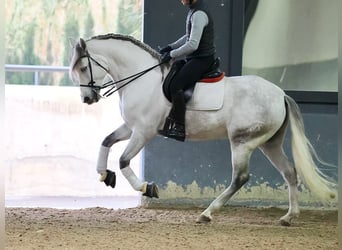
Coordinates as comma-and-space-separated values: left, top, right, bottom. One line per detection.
69, 38, 110, 105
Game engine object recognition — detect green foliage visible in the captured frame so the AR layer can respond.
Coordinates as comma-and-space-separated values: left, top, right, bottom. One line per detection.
23, 24, 41, 65
5, 0, 142, 86
117, 0, 142, 38
63, 16, 80, 66
84, 11, 95, 39
61, 15, 80, 86
6, 21, 41, 85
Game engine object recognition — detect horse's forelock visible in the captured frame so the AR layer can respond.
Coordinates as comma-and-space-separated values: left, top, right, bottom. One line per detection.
70, 41, 87, 70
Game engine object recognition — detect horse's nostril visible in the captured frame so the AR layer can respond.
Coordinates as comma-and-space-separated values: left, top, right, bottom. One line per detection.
83, 96, 91, 104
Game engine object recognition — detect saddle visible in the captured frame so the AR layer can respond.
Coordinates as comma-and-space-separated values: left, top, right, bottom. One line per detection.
198, 58, 225, 83
162, 57, 225, 102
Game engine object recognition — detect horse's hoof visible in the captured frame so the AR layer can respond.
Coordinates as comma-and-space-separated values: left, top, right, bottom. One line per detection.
279, 219, 291, 227
143, 182, 159, 198
104, 170, 116, 188
196, 214, 212, 224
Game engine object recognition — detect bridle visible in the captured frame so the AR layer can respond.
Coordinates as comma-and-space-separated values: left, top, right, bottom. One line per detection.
78, 54, 109, 91
76, 52, 164, 98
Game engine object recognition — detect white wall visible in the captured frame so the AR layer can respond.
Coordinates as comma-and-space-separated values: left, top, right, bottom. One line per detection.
243, 0, 338, 68
5, 85, 139, 197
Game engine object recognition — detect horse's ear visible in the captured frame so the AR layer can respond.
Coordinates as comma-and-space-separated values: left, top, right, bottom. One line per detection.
79, 38, 87, 51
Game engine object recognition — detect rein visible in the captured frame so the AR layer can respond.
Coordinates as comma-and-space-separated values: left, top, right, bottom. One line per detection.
78, 53, 164, 98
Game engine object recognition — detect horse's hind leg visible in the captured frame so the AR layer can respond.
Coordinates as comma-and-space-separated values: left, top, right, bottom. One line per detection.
259, 126, 299, 226
197, 143, 253, 223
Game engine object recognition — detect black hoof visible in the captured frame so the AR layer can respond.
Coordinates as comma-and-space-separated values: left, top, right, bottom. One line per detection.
104, 170, 116, 188
143, 182, 159, 198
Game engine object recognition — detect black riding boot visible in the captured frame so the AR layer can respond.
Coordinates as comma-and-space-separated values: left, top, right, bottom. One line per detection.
159, 90, 186, 142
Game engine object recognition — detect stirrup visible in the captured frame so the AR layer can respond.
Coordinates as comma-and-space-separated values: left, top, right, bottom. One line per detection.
168, 123, 185, 142
158, 120, 185, 142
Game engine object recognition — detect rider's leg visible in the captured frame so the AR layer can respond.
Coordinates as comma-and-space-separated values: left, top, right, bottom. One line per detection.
167, 90, 186, 141
159, 56, 215, 141
158, 91, 186, 142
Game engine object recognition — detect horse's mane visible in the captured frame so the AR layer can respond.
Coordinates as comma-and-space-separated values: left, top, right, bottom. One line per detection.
89, 33, 161, 59
70, 33, 166, 79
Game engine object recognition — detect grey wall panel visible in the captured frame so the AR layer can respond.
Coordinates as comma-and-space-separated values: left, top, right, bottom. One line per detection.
142, 1, 337, 208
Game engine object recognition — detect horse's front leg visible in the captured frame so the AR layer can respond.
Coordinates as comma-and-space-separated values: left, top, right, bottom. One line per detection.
119, 130, 159, 198
97, 124, 132, 184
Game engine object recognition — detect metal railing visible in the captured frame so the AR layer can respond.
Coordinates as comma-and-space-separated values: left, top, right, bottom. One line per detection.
5, 64, 70, 85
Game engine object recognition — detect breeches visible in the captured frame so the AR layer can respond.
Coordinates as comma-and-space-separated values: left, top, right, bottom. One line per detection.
169, 56, 215, 95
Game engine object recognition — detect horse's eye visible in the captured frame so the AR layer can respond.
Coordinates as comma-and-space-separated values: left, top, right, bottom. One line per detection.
80, 66, 87, 73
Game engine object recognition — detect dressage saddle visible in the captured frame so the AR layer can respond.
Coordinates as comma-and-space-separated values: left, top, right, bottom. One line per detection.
162, 57, 224, 102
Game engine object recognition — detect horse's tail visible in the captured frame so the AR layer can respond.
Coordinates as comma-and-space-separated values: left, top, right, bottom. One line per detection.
285, 95, 337, 200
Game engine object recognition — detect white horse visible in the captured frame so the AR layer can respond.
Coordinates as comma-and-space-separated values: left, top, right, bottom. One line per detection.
69, 34, 336, 226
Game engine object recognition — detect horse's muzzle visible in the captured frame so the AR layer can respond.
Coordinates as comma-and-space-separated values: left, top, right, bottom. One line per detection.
83, 96, 93, 104
83, 94, 99, 104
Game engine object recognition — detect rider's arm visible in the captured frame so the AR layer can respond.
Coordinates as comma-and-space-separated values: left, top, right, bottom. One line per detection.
170, 11, 208, 58
169, 35, 187, 49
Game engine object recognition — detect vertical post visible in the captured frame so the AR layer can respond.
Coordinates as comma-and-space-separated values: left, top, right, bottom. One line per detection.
34, 71, 39, 85
228, 0, 245, 76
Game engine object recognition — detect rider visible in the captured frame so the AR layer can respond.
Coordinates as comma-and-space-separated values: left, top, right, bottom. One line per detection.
159, 0, 217, 142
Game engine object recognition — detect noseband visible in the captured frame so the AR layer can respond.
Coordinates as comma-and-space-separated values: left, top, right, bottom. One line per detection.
76, 52, 165, 98
77, 54, 110, 91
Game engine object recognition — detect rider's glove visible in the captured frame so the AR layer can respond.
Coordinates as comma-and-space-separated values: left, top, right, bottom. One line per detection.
161, 52, 172, 64
159, 45, 172, 54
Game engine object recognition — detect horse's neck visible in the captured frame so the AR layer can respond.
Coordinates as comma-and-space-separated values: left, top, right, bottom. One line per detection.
92, 39, 166, 104
99, 40, 154, 75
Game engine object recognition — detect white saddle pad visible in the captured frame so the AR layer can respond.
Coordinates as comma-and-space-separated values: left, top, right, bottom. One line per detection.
187, 80, 225, 111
